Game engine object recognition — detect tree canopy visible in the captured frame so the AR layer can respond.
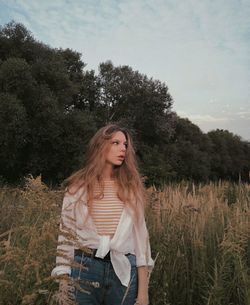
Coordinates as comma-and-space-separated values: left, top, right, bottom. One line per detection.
0, 21, 249, 186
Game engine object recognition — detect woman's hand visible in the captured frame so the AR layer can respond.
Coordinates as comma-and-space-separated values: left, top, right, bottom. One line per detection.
134, 294, 149, 305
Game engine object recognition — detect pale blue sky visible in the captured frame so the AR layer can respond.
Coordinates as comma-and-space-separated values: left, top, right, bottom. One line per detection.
0, 0, 249, 140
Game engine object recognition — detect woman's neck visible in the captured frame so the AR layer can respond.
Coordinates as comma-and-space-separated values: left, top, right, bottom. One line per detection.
102, 164, 114, 180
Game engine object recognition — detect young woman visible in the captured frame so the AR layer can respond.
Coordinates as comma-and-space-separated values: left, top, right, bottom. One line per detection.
51, 124, 154, 305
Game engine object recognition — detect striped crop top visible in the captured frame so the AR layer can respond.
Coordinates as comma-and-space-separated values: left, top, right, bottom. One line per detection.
90, 180, 124, 237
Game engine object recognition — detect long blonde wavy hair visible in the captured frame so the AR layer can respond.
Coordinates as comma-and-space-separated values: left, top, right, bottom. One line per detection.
63, 123, 147, 225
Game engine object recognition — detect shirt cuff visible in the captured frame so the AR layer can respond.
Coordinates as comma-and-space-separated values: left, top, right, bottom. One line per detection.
51, 265, 71, 278
136, 255, 155, 269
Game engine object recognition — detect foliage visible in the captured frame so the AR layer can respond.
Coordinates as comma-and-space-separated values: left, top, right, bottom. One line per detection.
0, 176, 60, 304
0, 93, 29, 180
0, 178, 250, 304
208, 129, 250, 181
0, 21, 97, 185
146, 181, 250, 305
0, 21, 250, 185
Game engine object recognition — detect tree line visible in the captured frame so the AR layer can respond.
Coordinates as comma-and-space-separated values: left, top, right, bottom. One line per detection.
0, 21, 249, 186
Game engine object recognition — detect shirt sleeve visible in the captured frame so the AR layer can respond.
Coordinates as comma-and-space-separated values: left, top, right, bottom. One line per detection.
133, 212, 155, 272
51, 192, 76, 277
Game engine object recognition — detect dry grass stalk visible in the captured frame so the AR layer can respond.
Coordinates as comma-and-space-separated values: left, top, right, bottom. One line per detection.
0, 178, 249, 304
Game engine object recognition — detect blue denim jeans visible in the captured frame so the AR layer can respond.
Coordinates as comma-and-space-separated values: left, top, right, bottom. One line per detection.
70, 251, 138, 305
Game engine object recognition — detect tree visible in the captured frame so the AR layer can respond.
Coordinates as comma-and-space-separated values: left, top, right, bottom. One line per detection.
97, 61, 174, 144
0, 93, 29, 181
0, 21, 95, 184
75, 69, 101, 112
1, 21, 250, 185
0, 21, 34, 61
167, 115, 212, 181
208, 129, 250, 181
0, 57, 36, 99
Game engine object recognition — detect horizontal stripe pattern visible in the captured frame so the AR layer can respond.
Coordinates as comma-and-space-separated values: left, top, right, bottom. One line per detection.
91, 180, 124, 237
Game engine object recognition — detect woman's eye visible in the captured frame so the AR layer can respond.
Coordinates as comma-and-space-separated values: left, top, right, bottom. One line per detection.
112, 141, 127, 148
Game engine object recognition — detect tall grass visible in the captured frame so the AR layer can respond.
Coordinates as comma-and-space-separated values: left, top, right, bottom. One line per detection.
147, 181, 250, 305
0, 176, 60, 304
0, 177, 249, 305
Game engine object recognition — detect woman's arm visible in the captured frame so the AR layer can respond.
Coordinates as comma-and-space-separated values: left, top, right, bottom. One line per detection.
51, 192, 75, 277
133, 213, 154, 305
136, 266, 150, 305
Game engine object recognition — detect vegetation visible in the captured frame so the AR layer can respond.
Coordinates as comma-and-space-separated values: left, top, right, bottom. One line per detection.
0, 21, 250, 186
0, 21, 249, 303
147, 182, 250, 305
0, 177, 249, 305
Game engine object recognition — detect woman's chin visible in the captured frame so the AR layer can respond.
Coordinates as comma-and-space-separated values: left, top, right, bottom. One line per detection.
113, 161, 124, 167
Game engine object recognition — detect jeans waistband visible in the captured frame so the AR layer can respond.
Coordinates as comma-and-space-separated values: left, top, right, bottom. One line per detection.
75, 248, 111, 261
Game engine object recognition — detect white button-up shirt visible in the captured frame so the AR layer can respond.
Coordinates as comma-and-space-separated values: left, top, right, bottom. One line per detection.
51, 187, 154, 287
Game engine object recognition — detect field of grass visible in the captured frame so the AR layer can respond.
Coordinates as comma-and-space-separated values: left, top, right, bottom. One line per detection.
0, 176, 249, 305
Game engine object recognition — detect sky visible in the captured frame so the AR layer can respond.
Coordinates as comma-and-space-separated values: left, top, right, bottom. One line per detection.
0, 0, 249, 140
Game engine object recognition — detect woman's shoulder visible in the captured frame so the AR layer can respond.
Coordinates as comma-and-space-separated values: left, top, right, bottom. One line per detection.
65, 183, 87, 201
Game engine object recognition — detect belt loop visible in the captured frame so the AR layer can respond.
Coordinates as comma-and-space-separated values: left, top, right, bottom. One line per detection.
91, 249, 96, 258
76, 252, 83, 279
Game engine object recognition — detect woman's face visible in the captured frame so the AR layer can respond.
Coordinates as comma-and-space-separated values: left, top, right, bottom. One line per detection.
105, 131, 127, 166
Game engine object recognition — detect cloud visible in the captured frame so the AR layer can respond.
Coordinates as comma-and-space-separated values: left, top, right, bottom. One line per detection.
178, 111, 232, 123
235, 111, 250, 119
177, 110, 250, 140
190, 114, 232, 123
0, 0, 249, 139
